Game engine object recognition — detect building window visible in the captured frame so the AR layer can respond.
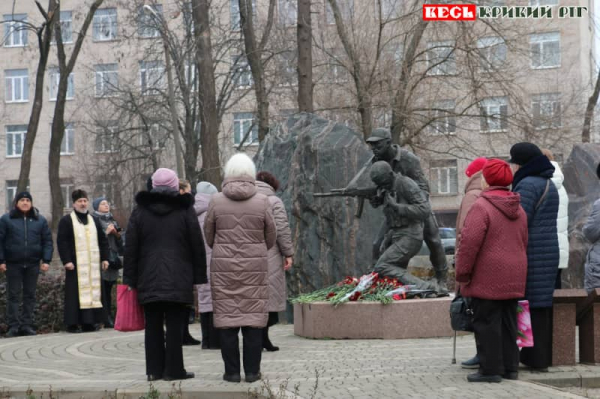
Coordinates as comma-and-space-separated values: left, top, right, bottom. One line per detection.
51, 11, 73, 44
141, 122, 165, 150
49, 68, 74, 101
95, 63, 119, 97
138, 4, 163, 38
532, 93, 561, 129
326, 49, 348, 83
379, 0, 401, 20
6, 125, 27, 158
426, 41, 456, 76
530, 32, 560, 69
233, 112, 258, 145
3, 14, 28, 47
139, 61, 165, 95
183, 2, 195, 34
60, 180, 74, 209
231, 0, 257, 31
232, 55, 253, 88
325, 0, 354, 24
94, 182, 114, 201
529, 0, 558, 5
93, 8, 117, 41
476, 36, 506, 71
5, 69, 29, 103
278, 50, 297, 86
61, 123, 75, 155
185, 62, 197, 91
95, 123, 118, 153
376, 109, 392, 128
480, 96, 508, 132
278, 0, 297, 26
430, 160, 458, 195
430, 100, 456, 135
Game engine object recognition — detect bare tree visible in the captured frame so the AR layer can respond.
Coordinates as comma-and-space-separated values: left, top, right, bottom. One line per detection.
582, 67, 600, 143
48, 0, 104, 231
297, 0, 313, 112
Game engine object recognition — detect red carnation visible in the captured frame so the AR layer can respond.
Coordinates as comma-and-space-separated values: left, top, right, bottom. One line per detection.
327, 292, 335, 299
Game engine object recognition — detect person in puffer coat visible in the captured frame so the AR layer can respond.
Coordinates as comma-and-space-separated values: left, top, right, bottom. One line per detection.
256, 171, 294, 352
541, 149, 569, 288
583, 162, 600, 293
194, 181, 221, 349
123, 168, 207, 382
0, 192, 53, 337
509, 142, 559, 372
204, 153, 276, 384
456, 159, 528, 383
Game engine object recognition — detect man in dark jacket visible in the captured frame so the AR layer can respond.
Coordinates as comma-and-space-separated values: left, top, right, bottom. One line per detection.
509, 142, 559, 371
124, 168, 207, 382
0, 192, 53, 337
370, 162, 440, 292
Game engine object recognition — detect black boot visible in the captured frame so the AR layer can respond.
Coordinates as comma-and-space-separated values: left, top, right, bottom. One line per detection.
262, 327, 279, 352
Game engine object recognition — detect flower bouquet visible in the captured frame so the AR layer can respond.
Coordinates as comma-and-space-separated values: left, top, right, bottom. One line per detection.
516, 300, 534, 348
291, 272, 419, 306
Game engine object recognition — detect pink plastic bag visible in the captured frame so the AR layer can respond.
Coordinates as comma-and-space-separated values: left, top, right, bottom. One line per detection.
114, 284, 145, 332
516, 300, 534, 348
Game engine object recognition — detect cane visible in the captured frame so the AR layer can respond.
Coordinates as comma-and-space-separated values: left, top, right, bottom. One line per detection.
451, 331, 457, 364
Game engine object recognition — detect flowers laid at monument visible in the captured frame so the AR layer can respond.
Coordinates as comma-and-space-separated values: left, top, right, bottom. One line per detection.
291, 272, 428, 305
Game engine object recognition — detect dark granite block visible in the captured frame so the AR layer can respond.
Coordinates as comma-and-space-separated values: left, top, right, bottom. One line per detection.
552, 303, 577, 366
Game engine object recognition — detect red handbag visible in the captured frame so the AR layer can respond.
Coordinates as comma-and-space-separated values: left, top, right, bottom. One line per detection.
114, 284, 145, 332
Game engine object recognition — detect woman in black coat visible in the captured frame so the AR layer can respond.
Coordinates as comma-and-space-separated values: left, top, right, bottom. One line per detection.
123, 168, 207, 382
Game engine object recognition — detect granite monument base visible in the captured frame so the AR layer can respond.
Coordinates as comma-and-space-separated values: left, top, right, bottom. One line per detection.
294, 297, 455, 339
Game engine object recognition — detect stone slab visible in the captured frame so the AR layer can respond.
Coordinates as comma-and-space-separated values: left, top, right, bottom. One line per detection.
552, 303, 577, 366
294, 297, 455, 339
580, 303, 600, 364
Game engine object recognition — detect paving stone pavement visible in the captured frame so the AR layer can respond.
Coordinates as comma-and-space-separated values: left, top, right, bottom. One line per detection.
0, 325, 597, 398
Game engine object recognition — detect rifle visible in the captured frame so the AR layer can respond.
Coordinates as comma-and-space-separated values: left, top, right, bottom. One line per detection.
313, 186, 377, 218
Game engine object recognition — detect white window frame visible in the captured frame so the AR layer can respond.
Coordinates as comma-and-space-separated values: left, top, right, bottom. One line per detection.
95, 63, 119, 97
5, 125, 27, 158
379, 0, 401, 20
139, 61, 165, 95
326, 49, 348, 83
94, 182, 114, 202
51, 11, 73, 44
530, 32, 560, 69
49, 68, 74, 101
232, 55, 253, 88
95, 124, 119, 153
430, 160, 458, 195
138, 4, 163, 38
480, 96, 508, 133
278, 50, 297, 86
141, 122, 165, 150
325, 0, 354, 24
93, 8, 117, 42
532, 93, 561, 129
233, 112, 258, 146
426, 41, 457, 76
430, 100, 456, 135
60, 181, 74, 209
5, 69, 29, 103
185, 62, 197, 91
3, 14, 28, 47
61, 123, 75, 155
278, 0, 297, 26
476, 36, 507, 71
230, 0, 257, 31
529, 0, 558, 6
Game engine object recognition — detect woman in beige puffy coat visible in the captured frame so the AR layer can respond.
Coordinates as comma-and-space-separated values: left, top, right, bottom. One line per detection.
256, 171, 294, 352
204, 153, 276, 384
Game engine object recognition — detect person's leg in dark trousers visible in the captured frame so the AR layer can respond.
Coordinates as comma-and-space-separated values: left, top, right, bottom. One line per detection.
501, 300, 519, 376
471, 298, 503, 376
101, 280, 115, 326
21, 265, 40, 331
520, 307, 552, 369
5, 265, 24, 333
242, 326, 263, 376
164, 303, 187, 378
262, 312, 279, 351
144, 302, 166, 378
221, 327, 242, 376
555, 269, 562, 289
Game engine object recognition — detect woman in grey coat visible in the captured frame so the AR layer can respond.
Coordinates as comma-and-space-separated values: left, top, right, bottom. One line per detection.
583, 163, 600, 293
255, 171, 294, 352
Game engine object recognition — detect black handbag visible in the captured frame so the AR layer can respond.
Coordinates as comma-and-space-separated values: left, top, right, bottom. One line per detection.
450, 290, 473, 332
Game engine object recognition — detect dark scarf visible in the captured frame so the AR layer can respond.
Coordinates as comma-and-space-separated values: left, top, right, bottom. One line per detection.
93, 210, 115, 231
512, 155, 555, 189
74, 210, 89, 225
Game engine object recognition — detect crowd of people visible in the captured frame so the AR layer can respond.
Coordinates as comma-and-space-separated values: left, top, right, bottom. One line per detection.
1, 136, 600, 384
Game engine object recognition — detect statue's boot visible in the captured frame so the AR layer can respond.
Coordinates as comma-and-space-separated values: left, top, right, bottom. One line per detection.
435, 269, 449, 295
377, 266, 439, 291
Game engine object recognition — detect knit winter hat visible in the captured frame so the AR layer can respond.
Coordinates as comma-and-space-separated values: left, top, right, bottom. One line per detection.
15, 191, 32, 203
483, 159, 513, 187
93, 197, 107, 211
196, 181, 218, 195
465, 157, 487, 177
151, 168, 179, 191
508, 142, 543, 166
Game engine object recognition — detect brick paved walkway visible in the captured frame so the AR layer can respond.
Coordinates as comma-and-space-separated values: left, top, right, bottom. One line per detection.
0, 325, 597, 398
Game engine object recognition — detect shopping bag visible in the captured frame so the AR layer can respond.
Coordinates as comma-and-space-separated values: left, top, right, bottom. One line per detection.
516, 300, 534, 348
114, 284, 145, 332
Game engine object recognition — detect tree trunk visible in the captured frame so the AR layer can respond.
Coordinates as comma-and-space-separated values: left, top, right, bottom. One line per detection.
582, 67, 600, 143
297, 0, 313, 113
17, 1, 56, 193
238, 0, 275, 143
48, 0, 103, 231
192, 0, 222, 188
